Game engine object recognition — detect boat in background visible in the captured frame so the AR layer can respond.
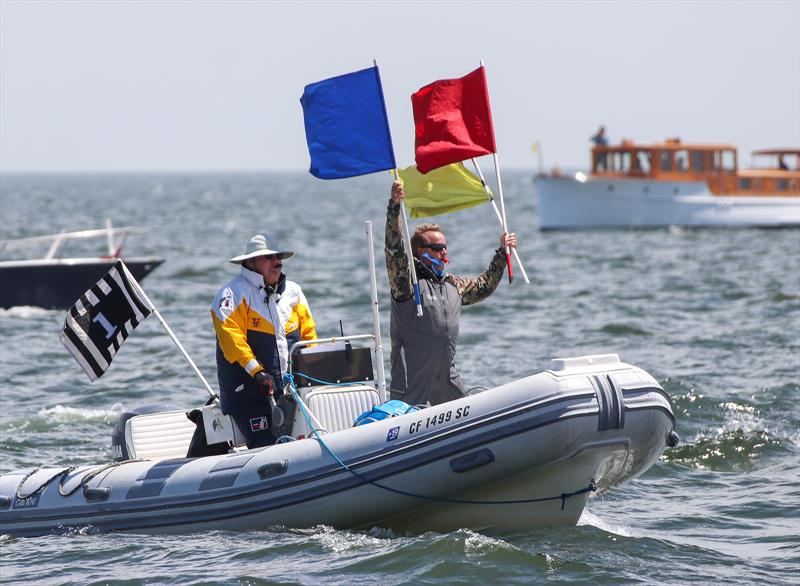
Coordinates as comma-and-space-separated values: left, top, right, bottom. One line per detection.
0, 220, 163, 309
535, 139, 800, 230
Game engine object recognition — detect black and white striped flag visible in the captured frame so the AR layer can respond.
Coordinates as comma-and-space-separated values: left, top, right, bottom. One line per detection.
60, 260, 154, 381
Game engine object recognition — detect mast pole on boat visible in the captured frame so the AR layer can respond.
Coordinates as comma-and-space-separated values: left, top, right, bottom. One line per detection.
105, 218, 114, 257
365, 221, 387, 402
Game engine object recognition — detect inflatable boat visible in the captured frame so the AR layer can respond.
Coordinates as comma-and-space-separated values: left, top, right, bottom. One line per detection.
0, 339, 677, 537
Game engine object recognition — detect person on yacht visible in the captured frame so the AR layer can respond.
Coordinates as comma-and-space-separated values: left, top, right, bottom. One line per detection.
385, 181, 517, 407
211, 233, 316, 448
591, 125, 609, 170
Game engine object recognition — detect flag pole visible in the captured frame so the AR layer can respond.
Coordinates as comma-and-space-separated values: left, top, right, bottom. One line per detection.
121, 262, 217, 398
492, 151, 514, 284
373, 58, 423, 317
395, 170, 424, 317
471, 158, 530, 284
480, 60, 513, 284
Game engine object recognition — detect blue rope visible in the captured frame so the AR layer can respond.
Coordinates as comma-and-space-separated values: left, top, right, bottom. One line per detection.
282, 373, 596, 509
292, 371, 364, 388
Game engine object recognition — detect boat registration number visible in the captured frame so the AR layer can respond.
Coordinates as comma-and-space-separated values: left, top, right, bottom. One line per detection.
408, 405, 470, 435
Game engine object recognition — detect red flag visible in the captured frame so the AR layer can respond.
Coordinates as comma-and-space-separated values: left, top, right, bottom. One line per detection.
412, 66, 497, 174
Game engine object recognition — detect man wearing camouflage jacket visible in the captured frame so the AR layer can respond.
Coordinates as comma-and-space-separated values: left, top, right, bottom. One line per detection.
385, 180, 517, 406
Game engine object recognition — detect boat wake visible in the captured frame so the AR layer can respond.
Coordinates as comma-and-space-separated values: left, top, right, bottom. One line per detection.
0, 306, 55, 318
663, 397, 787, 470
577, 510, 634, 537
38, 404, 124, 425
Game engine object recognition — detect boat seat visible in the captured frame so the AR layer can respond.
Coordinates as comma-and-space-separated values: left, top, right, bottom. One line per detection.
292, 384, 381, 437
124, 410, 196, 461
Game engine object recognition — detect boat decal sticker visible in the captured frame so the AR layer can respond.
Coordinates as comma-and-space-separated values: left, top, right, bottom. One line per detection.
12, 493, 40, 509
386, 426, 400, 441
408, 404, 471, 435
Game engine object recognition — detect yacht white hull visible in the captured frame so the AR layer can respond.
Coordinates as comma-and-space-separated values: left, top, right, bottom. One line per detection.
0, 355, 676, 537
535, 176, 800, 230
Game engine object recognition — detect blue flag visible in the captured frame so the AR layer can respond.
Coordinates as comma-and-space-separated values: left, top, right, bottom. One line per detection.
300, 66, 397, 179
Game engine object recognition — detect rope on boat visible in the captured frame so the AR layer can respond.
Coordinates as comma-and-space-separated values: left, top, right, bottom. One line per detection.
15, 466, 75, 500
293, 371, 369, 388
57, 461, 137, 497
282, 372, 597, 510
14, 460, 146, 500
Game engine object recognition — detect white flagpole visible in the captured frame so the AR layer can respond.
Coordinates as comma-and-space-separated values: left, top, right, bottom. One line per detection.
480, 60, 514, 284
470, 158, 530, 284
394, 173, 424, 317
374, 57, 422, 318
365, 221, 387, 402
120, 262, 216, 398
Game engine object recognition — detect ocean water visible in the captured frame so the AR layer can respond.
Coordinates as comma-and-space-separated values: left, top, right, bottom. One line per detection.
0, 172, 798, 585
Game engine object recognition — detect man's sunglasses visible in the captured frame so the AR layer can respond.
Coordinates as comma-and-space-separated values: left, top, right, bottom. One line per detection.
422, 243, 447, 251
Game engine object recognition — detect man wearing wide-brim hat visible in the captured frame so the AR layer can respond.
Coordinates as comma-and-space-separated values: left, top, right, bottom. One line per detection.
211, 233, 317, 448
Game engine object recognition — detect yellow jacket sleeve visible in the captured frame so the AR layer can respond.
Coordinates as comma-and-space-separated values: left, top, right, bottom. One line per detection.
211, 299, 263, 376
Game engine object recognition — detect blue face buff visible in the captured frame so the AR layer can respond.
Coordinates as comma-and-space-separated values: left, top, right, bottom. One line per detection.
421, 252, 446, 278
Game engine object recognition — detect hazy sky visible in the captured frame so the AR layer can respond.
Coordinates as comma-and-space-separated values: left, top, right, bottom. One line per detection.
1, 0, 798, 173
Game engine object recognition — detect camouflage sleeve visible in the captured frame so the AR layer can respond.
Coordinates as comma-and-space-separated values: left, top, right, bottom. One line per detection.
450, 248, 506, 306
385, 199, 413, 302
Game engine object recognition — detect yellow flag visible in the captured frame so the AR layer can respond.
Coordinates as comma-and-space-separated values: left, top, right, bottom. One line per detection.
397, 162, 491, 218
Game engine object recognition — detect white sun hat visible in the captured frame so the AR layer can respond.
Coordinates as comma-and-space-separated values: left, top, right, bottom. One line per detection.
229, 234, 295, 264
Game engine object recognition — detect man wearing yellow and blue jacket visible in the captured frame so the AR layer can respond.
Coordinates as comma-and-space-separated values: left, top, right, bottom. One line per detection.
211, 234, 316, 448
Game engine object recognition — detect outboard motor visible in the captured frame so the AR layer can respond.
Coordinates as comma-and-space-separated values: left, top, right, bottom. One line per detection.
111, 404, 182, 461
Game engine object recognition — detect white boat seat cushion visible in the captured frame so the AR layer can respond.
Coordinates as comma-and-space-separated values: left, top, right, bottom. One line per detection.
125, 410, 196, 461
295, 385, 381, 436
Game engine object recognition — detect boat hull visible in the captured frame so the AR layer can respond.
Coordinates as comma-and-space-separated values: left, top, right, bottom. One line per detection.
0, 257, 163, 309
535, 177, 800, 230
0, 357, 675, 537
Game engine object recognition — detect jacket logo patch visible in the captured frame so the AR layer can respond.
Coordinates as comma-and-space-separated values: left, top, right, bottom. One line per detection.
251, 317, 262, 328
219, 290, 234, 312
250, 417, 268, 432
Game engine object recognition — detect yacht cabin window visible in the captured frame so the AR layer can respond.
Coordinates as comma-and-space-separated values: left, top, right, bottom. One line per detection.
636, 151, 652, 174
721, 150, 736, 171
690, 151, 706, 172
675, 149, 689, 172
660, 151, 673, 171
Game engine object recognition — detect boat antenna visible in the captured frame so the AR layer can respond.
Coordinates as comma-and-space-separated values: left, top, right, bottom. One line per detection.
365, 221, 387, 401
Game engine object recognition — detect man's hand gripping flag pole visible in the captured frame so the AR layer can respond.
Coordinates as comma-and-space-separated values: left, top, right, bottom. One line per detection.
470, 157, 530, 284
